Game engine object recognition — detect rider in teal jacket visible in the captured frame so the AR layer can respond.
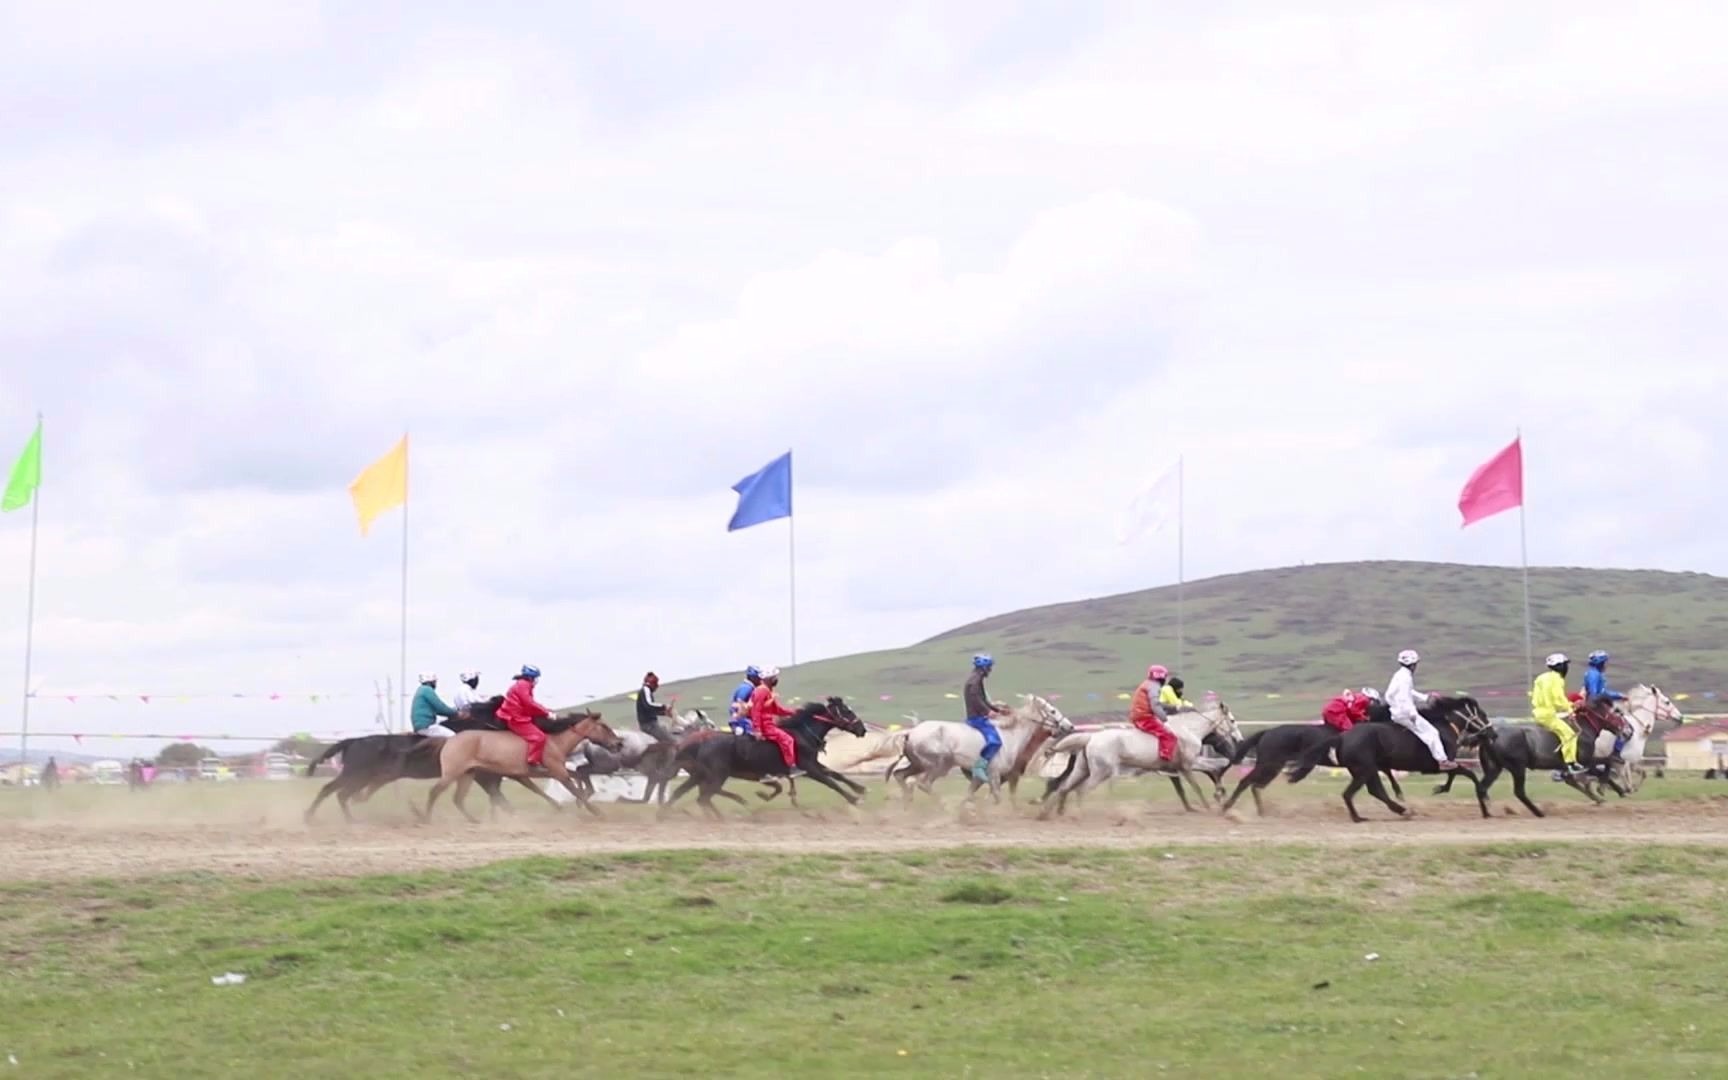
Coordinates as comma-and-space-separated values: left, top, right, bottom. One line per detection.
411, 674, 458, 733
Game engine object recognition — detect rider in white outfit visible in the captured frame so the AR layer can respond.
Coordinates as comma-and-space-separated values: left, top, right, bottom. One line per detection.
452, 671, 483, 713
1385, 650, 1457, 770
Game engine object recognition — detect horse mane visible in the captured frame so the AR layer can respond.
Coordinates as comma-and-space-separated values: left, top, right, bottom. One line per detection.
543, 710, 602, 735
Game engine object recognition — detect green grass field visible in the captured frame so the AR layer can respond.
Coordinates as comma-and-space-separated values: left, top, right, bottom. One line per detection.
4, 839, 1727, 1078
586, 561, 1728, 729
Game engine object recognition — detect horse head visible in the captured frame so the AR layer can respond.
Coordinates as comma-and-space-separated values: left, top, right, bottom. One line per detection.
1023, 694, 1075, 736
820, 695, 867, 738
1629, 685, 1683, 733
1201, 700, 1243, 750
1431, 695, 1492, 747
567, 711, 624, 752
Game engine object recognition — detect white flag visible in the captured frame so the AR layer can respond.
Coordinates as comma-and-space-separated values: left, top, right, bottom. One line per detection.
1117, 462, 1178, 545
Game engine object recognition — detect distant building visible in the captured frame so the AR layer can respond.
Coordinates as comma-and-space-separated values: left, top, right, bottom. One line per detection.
1662, 717, 1728, 772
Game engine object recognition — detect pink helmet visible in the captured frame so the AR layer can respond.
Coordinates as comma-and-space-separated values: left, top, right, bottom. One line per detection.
1147, 664, 1169, 681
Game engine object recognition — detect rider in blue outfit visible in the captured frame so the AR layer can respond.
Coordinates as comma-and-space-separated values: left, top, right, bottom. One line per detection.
964, 654, 1003, 783
1585, 650, 1629, 756
730, 666, 762, 735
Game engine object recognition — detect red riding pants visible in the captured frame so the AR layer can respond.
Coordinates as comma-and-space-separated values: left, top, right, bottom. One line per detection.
1132, 717, 1178, 761
505, 717, 547, 766
758, 720, 797, 769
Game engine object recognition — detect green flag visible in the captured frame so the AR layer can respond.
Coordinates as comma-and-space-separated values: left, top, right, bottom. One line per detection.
3, 421, 41, 513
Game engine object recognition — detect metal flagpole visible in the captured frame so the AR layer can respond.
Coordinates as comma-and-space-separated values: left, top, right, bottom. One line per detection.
788, 514, 797, 668
398, 431, 409, 733
1176, 454, 1185, 673
1517, 427, 1532, 684
19, 413, 40, 771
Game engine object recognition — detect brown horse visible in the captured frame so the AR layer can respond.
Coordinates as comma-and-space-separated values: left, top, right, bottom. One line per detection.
423, 711, 624, 823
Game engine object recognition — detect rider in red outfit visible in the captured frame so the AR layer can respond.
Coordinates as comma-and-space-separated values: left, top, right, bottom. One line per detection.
749, 667, 799, 771
497, 665, 550, 766
1321, 688, 1374, 733
1129, 664, 1178, 762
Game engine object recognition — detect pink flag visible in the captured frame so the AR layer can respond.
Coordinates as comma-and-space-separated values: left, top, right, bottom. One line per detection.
1458, 437, 1523, 527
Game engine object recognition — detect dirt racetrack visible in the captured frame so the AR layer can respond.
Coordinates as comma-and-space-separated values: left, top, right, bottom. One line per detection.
5, 784, 1728, 883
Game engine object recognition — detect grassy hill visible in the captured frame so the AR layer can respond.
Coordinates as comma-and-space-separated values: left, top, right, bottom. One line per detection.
580, 561, 1728, 728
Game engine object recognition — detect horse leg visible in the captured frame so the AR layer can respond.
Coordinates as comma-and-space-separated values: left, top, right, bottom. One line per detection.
1167, 775, 1195, 812
1509, 765, 1545, 818
1362, 770, 1409, 818
451, 774, 483, 825
1385, 770, 1405, 800
697, 782, 726, 822
660, 775, 701, 820
1250, 785, 1266, 816
801, 765, 862, 807
424, 777, 456, 822
546, 761, 603, 818
1181, 769, 1211, 809
1431, 771, 1459, 797
1340, 776, 1368, 823
304, 778, 348, 824
757, 780, 783, 802
510, 775, 559, 810
1222, 763, 1275, 814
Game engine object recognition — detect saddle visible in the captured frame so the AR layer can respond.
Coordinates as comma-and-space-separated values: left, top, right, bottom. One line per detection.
1570, 700, 1629, 740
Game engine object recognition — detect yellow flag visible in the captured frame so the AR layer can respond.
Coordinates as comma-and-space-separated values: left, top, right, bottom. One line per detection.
349, 435, 408, 536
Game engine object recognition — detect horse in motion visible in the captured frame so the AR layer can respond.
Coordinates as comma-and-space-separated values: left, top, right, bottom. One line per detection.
570, 709, 714, 804
303, 697, 536, 823
1037, 701, 1244, 819
1287, 695, 1493, 822
423, 711, 625, 823
1219, 698, 1469, 816
662, 697, 868, 820
875, 695, 1074, 806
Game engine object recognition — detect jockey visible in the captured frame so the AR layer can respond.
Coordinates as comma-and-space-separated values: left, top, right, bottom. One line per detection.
1584, 650, 1630, 760
1129, 664, 1178, 762
1386, 650, 1458, 770
730, 666, 762, 736
411, 673, 459, 738
749, 666, 799, 772
497, 665, 551, 766
1531, 653, 1583, 777
963, 654, 1007, 782
1321, 688, 1372, 733
451, 671, 483, 715
636, 672, 675, 743
1160, 676, 1196, 713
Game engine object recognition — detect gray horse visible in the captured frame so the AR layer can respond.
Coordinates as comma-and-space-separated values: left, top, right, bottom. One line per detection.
571, 708, 713, 803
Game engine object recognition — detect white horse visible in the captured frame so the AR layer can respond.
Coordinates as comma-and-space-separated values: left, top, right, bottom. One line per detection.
1591, 684, 1682, 793
872, 695, 1074, 805
568, 708, 713, 801
1037, 703, 1243, 819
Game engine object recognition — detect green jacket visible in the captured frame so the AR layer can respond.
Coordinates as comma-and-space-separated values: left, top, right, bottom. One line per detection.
411, 684, 457, 732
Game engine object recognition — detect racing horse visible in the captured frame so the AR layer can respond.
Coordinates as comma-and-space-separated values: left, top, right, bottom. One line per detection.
661, 697, 867, 820
874, 695, 1074, 807
422, 710, 625, 823
1219, 697, 1471, 816
302, 698, 535, 823
1037, 702, 1244, 819
1286, 695, 1493, 822
569, 708, 714, 802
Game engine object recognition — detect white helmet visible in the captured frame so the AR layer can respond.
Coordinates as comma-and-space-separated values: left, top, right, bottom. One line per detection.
417, 671, 437, 685
1359, 687, 1382, 702
1397, 649, 1419, 666
1546, 652, 1568, 668
459, 670, 480, 684
759, 666, 781, 681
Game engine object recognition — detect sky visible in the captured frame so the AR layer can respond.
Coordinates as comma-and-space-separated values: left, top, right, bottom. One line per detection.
1, 0, 1724, 753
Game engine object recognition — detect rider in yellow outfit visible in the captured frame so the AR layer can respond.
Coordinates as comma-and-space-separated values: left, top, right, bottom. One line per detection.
1531, 652, 1583, 777
1159, 676, 1195, 713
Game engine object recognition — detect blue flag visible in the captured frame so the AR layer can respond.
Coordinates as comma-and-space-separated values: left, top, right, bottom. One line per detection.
728, 450, 792, 531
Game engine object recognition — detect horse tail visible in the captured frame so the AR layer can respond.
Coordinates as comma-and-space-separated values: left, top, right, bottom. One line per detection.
1043, 748, 1084, 800
1048, 731, 1092, 757
305, 739, 351, 777
1286, 734, 1342, 784
1229, 729, 1267, 767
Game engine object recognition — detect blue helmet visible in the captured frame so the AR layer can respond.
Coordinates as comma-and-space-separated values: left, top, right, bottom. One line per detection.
745, 665, 761, 679
518, 664, 542, 680
1588, 650, 1609, 667
973, 654, 994, 670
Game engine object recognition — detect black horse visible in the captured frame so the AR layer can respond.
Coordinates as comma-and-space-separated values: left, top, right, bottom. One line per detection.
1431, 717, 1629, 818
302, 697, 534, 823
662, 697, 868, 820
1219, 701, 1455, 815
1286, 696, 1494, 822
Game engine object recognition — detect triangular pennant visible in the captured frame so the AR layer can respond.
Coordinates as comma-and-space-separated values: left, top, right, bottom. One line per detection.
139, 695, 151, 704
